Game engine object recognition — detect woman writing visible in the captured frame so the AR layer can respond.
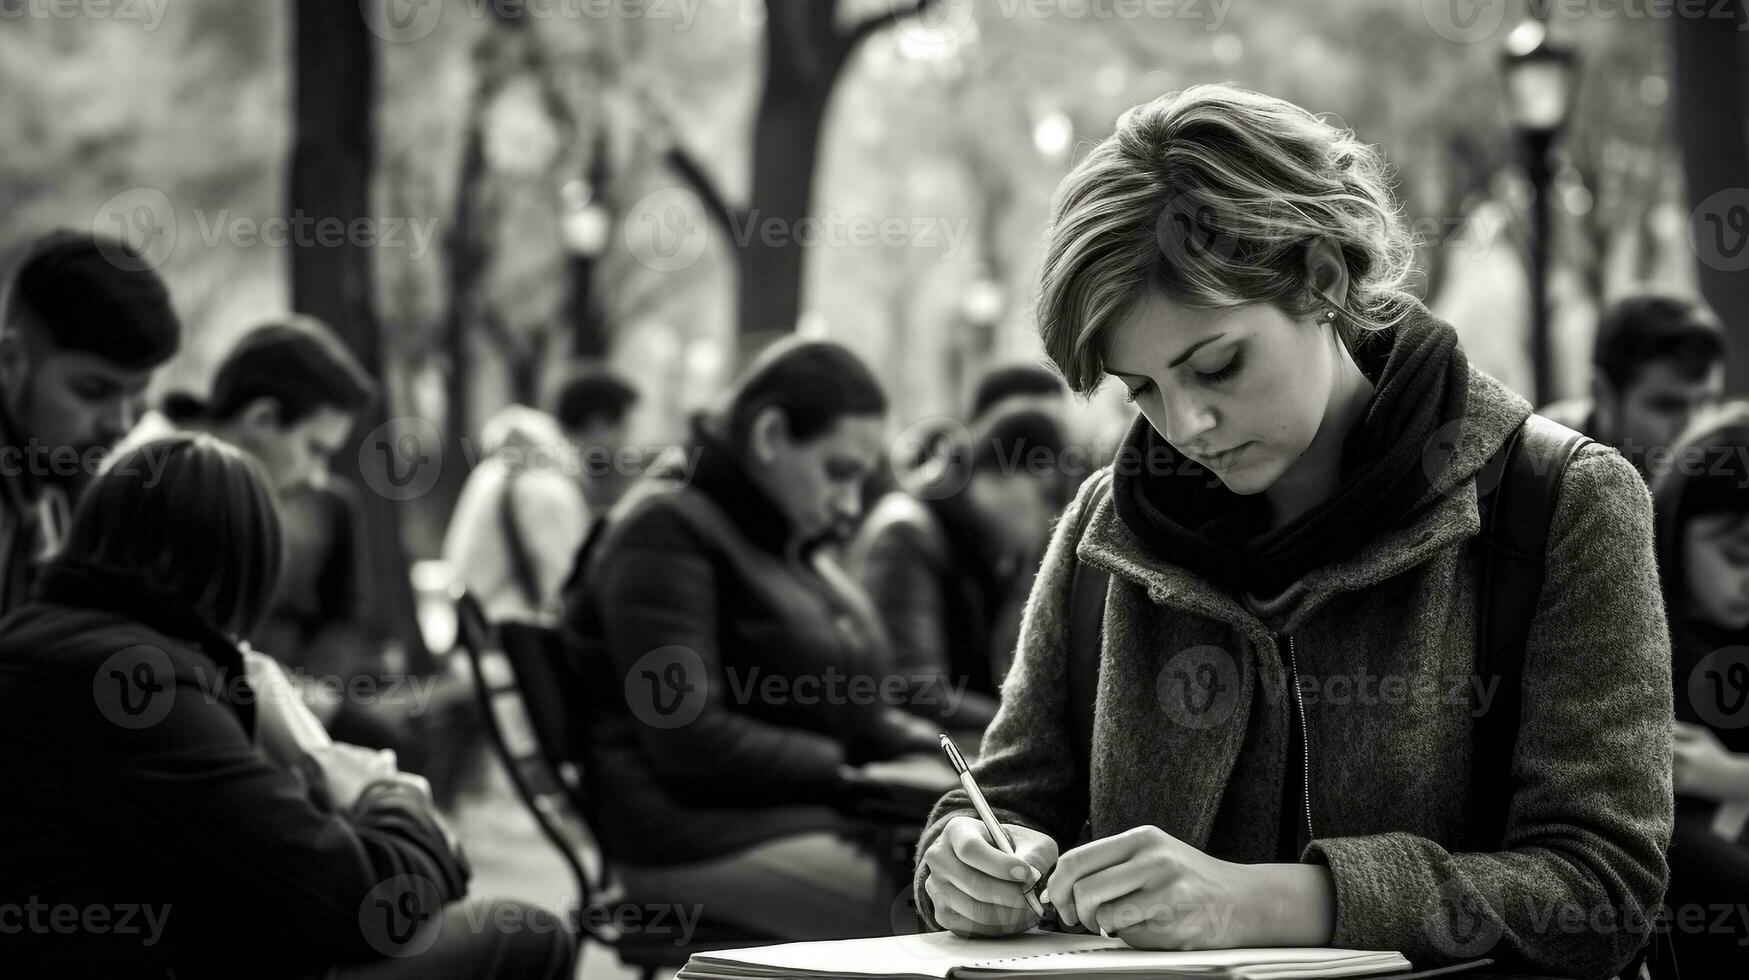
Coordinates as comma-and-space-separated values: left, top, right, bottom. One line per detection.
914, 85, 1672, 979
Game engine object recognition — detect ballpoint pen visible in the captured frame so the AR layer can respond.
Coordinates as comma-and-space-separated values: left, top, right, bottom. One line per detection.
937, 733, 1048, 919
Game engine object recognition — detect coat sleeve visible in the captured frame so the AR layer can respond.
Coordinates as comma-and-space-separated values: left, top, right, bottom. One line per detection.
1302, 446, 1674, 978
71, 669, 469, 970
856, 518, 999, 728
912, 472, 1104, 928
590, 503, 849, 799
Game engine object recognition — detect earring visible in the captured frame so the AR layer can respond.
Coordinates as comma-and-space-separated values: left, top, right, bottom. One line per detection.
1322, 309, 1337, 323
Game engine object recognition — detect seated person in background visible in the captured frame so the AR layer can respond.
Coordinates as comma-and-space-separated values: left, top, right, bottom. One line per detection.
1650, 402, 1749, 963
562, 339, 951, 943
0, 229, 181, 616
159, 315, 373, 496
0, 435, 572, 979
562, 367, 642, 517
849, 409, 1068, 732
970, 361, 1069, 424
1541, 293, 1726, 477
255, 477, 400, 754
443, 371, 637, 622
155, 317, 400, 748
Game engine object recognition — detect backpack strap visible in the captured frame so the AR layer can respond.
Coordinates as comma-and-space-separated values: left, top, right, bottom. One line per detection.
499, 470, 546, 609
1066, 470, 1114, 826
1469, 413, 1592, 850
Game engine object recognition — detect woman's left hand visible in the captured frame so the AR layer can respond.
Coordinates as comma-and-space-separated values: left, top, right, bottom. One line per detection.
1046, 825, 1334, 950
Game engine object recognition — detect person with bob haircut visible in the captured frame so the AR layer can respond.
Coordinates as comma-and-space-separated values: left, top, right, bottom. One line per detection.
0, 435, 574, 979
563, 338, 952, 941
1650, 403, 1749, 965
914, 84, 1672, 979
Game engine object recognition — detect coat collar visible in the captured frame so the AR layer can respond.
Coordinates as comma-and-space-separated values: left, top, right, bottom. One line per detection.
1080, 366, 1532, 634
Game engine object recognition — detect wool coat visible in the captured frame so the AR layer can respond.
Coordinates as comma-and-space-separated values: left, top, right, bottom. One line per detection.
914, 366, 1674, 980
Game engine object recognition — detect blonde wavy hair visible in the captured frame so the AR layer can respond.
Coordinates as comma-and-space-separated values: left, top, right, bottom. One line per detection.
1037, 84, 1418, 395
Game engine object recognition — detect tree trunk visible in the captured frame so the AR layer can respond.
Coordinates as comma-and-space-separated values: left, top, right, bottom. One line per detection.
737, 81, 833, 361
1674, 2, 1749, 394
289, 3, 432, 672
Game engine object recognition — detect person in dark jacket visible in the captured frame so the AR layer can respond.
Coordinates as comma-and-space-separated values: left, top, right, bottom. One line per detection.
0, 229, 181, 617
915, 84, 1671, 980
849, 409, 1069, 732
563, 339, 953, 941
1650, 402, 1749, 965
0, 435, 572, 979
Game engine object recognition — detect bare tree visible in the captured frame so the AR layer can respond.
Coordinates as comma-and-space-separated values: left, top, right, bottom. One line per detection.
288, 1, 430, 669
670, 0, 940, 364
1674, 4, 1749, 392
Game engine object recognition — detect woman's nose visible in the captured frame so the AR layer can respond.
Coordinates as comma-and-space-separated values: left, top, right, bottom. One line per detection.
1160, 387, 1217, 446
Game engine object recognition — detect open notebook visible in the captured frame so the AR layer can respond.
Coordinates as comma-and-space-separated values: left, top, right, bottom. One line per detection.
676, 931, 1412, 980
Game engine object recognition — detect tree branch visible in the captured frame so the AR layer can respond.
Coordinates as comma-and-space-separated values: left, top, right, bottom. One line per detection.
664, 144, 738, 245
839, 0, 938, 56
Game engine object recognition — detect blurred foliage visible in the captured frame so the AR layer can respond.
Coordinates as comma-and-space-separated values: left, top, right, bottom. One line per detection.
0, 0, 1684, 450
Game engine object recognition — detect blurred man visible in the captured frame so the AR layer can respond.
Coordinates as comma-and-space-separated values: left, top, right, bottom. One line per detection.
443, 370, 639, 621
0, 230, 181, 614
162, 316, 375, 494
158, 318, 395, 749
1542, 294, 1727, 477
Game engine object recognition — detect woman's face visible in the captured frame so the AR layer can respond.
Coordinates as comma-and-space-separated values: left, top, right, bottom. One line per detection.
1103, 288, 1343, 495
1684, 511, 1749, 631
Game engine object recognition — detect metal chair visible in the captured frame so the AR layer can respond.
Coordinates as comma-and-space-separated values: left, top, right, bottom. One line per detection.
454, 591, 778, 980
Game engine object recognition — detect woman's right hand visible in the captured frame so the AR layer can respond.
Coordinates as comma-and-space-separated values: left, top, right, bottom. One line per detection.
308, 743, 400, 811
922, 815, 1058, 937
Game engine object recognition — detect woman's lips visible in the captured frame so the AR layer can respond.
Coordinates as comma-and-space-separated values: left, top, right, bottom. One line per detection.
1200, 441, 1254, 468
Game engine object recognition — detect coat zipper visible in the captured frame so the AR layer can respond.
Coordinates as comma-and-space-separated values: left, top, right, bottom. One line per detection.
1281, 632, 1315, 842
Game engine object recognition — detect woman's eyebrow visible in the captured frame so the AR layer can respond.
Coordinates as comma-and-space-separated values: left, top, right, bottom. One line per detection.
1106, 333, 1227, 377
1167, 334, 1225, 369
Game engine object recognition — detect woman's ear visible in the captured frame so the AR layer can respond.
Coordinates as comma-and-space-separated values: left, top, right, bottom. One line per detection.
1303, 238, 1350, 310
747, 406, 788, 465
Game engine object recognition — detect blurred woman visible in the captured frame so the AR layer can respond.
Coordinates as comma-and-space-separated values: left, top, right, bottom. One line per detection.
1651, 402, 1749, 963
563, 339, 950, 941
850, 409, 1069, 732
913, 84, 1671, 978
0, 435, 572, 979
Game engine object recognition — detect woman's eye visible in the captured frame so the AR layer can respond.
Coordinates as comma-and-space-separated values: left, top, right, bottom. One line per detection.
1194, 350, 1243, 384
1122, 381, 1154, 404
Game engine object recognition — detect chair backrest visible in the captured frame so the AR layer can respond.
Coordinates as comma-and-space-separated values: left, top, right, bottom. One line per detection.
498, 619, 591, 811
454, 590, 596, 922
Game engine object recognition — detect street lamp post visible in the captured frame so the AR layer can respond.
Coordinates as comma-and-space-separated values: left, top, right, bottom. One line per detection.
1501, 19, 1577, 408
561, 140, 612, 360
